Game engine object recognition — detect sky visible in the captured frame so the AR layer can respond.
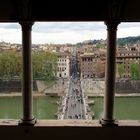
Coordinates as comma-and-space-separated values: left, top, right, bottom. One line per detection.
0, 22, 140, 44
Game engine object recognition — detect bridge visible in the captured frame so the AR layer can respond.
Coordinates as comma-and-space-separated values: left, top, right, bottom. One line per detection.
58, 47, 93, 120
63, 77, 86, 119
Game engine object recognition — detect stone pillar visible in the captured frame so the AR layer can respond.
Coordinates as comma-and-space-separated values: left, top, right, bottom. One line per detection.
19, 21, 36, 125
100, 21, 120, 126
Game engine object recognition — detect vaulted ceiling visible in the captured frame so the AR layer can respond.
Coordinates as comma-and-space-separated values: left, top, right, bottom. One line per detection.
0, 0, 140, 22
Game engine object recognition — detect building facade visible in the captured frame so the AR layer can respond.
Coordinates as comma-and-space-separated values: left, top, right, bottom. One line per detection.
80, 53, 105, 78
57, 53, 70, 78
116, 46, 140, 78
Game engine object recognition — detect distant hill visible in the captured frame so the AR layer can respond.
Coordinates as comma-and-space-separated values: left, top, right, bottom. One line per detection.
77, 36, 140, 47
76, 39, 106, 46
117, 36, 140, 46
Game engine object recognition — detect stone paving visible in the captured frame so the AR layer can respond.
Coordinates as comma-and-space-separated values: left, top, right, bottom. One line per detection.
58, 77, 93, 120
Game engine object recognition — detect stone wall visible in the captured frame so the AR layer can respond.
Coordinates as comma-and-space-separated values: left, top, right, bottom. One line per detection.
0, 78, 68, 94
81, 78, 140, 96
38, 79, 69, 96
1, 78, 140, 94
81, 78, 105, 96
0, 80, 37, 92
115, 80, 140, 93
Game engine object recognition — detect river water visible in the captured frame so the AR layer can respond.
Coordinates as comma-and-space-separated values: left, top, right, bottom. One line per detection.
90, 97, 140, 120
0, 96, 58, 119
0, 96, 140, 120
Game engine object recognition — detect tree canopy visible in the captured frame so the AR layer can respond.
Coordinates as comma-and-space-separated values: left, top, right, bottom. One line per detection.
0, 51, 57, 82
130, 61, 140, 80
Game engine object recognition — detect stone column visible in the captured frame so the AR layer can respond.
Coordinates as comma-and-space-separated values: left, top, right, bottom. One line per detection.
100, 21, 120, 126
19, 21, 36, 125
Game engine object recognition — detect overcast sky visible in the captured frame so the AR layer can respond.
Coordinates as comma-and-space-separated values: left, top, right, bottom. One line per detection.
0, 22, 140, 44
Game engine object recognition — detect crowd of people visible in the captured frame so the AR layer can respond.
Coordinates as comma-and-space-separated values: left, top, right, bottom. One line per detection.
64, 77, 86, 119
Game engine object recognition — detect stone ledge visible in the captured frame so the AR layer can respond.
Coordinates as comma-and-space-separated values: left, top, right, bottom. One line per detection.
0, 119, 140, 127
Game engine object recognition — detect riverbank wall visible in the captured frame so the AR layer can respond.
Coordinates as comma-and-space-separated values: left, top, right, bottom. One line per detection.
37, 79, 69, 96
81, 78, 140, 96
0, 78, 69, 97
1, 78, 140, 97
0, 80, 37, 93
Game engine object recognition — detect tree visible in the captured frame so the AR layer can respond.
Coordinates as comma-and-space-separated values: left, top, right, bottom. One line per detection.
117, 63, 125, 78
0, 52, 21, 79
32, 51, 57, 82
32, 52, 44, 79
130, 61, 140, 80
0, 51, 57, 83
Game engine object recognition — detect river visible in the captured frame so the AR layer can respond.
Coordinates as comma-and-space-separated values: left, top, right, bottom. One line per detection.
90, 97, 140, 120
0, 96, 58, 119
0, 96, 140, 120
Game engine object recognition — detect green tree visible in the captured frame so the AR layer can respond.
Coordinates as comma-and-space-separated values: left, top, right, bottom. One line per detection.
32, 51, 57, 82
130, 61, 140, 80
117, 63, 125, 78
42, 51, 57, 84
0, 51, 57, 84
32, 52, 44, 79
0, 52, 21, 79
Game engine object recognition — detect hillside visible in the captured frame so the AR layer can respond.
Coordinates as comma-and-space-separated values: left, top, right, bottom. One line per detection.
117, 36, 140, 46
77, 36, 140, 46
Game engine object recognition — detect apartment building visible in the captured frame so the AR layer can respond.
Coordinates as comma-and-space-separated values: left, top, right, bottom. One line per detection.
56, 52, 70, 78
116, 46, 140, 78
80, 53, 105, 78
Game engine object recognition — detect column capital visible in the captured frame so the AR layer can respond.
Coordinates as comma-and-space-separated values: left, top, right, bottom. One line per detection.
104, 21, 120, 31
19, 21, 34, 30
